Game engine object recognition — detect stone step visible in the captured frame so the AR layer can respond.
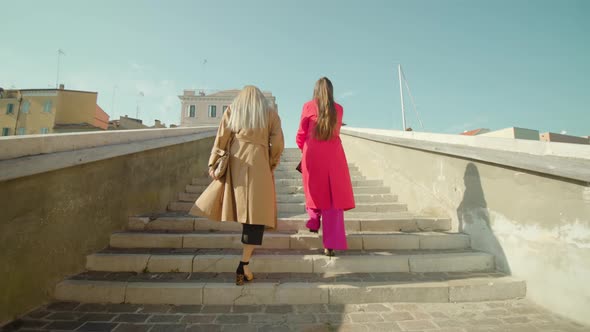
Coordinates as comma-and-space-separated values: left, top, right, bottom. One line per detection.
190, 170, 364, 187
191, 178, 213, 186
168, 202, 195, 212
186, 184, 390, 195
127, 213, 452, 233
280, 156, 309, 162
55, 271, 526, 305
273, 172, 364, 180
169, 201, 408, 213
275, 202, 407, 214
274, 185, 390, 195
110, 231, 470, 250
273, 178, 383, 187
186, 184, 209, 193
280, 148, 301, 156
275, 165, 359, 173
278, 161, 356, 169
275, 168, 361, 176
178, 192, 398, 204
192, 164, 362, 186
190, 178, 385, 188
275, 193, 397, 204
85, 249, 494, 274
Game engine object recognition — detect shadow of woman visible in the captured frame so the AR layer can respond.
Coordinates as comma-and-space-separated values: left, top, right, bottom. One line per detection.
456, 163, 512, 274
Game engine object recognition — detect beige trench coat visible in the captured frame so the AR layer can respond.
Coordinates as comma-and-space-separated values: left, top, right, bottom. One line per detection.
190, 108, 284, 229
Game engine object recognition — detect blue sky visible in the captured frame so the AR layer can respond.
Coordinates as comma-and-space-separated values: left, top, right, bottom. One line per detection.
1, 0, 589, 145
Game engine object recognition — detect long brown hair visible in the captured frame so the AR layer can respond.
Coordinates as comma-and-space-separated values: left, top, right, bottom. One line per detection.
313, 77, 337, 140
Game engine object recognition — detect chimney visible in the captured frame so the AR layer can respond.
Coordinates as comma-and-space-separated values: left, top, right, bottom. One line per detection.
59, 84, 65, 90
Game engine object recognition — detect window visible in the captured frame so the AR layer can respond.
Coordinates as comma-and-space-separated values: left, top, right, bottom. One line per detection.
6, 103, 14, 114
21, 100, 30, 113
208, 105, 217, 118
222, 105, 228, 114
2, 128, 10, 136
17, 128, 25, 135
189, 105, 196, 118
40, 128, 49, 134
43, 100, 52, 113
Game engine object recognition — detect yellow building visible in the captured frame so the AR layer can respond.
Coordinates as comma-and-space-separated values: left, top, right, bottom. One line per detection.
0, 86, 109, 136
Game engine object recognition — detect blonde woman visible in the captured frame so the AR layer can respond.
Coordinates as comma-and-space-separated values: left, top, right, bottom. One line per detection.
201, 85, 284, 285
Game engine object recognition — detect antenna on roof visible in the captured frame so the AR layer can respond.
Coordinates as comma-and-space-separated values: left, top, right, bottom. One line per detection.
136, 91, 144, 119
56, 49, 66, 88
398, 64, 406, 130
200, 59, 208, 95
397, 64, 424, 131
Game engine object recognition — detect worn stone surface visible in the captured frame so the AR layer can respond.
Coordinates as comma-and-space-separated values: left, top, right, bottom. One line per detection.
54, 280, 126, 304
147, 254, 195, 273
0, 135, 214, 323
106, 231, 469, 252
110, 233, 183, 249
3, 299, 588, 332
5, 141, 588, 332
54, 270, 531, 306
55, 270, 528, 306
140, 213, 452, 233
86, 253, 151, 273
125, 282, 205, 305
341, 131, 590, 326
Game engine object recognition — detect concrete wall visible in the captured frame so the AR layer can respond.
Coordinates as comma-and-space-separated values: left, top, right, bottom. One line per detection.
480, 127, 540, 140
341, 128, 590, 325
540, 132, 589, 145
0, 128, 216, 323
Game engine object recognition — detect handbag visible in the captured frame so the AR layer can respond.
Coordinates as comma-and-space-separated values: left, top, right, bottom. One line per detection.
189, 133, 236, 221
212, 135, 234, 179
212, 149, 229, 179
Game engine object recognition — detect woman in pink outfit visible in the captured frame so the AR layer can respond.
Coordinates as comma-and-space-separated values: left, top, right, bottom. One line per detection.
296, 77, 355, 256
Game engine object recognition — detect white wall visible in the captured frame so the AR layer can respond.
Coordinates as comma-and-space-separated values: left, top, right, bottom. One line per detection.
341, 127, 590, 325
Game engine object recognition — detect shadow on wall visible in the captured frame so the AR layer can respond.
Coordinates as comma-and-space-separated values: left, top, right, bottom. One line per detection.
457, 163, 512, 274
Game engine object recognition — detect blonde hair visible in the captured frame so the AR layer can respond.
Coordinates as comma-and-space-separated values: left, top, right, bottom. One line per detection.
228, 85, 270, 131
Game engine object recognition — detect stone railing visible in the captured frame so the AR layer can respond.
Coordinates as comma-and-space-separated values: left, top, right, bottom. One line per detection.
341, 127, 590, 325
0, 127, 217, 323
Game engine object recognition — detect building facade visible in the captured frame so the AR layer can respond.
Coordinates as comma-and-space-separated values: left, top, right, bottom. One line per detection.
479, 127, 540, 141
178, 89, 277, 127
152, 120, 166, 128
540, 132, 589, 145
108, 115, 148, 130
0, 86, 108, 136
460, 128, 491, 136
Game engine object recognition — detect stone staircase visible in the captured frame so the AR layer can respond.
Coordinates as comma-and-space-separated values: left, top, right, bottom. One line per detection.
55, 148, 526, 305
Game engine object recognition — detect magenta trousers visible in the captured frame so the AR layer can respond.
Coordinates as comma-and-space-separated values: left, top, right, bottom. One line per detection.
306, 207, 348, 250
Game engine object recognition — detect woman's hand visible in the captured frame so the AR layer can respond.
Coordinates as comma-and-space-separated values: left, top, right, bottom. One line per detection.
209, 168, 217, 180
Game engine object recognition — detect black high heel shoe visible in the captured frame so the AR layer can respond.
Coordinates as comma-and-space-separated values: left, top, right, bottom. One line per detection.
236, 261, 253, 285
308, 228, 319, 234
